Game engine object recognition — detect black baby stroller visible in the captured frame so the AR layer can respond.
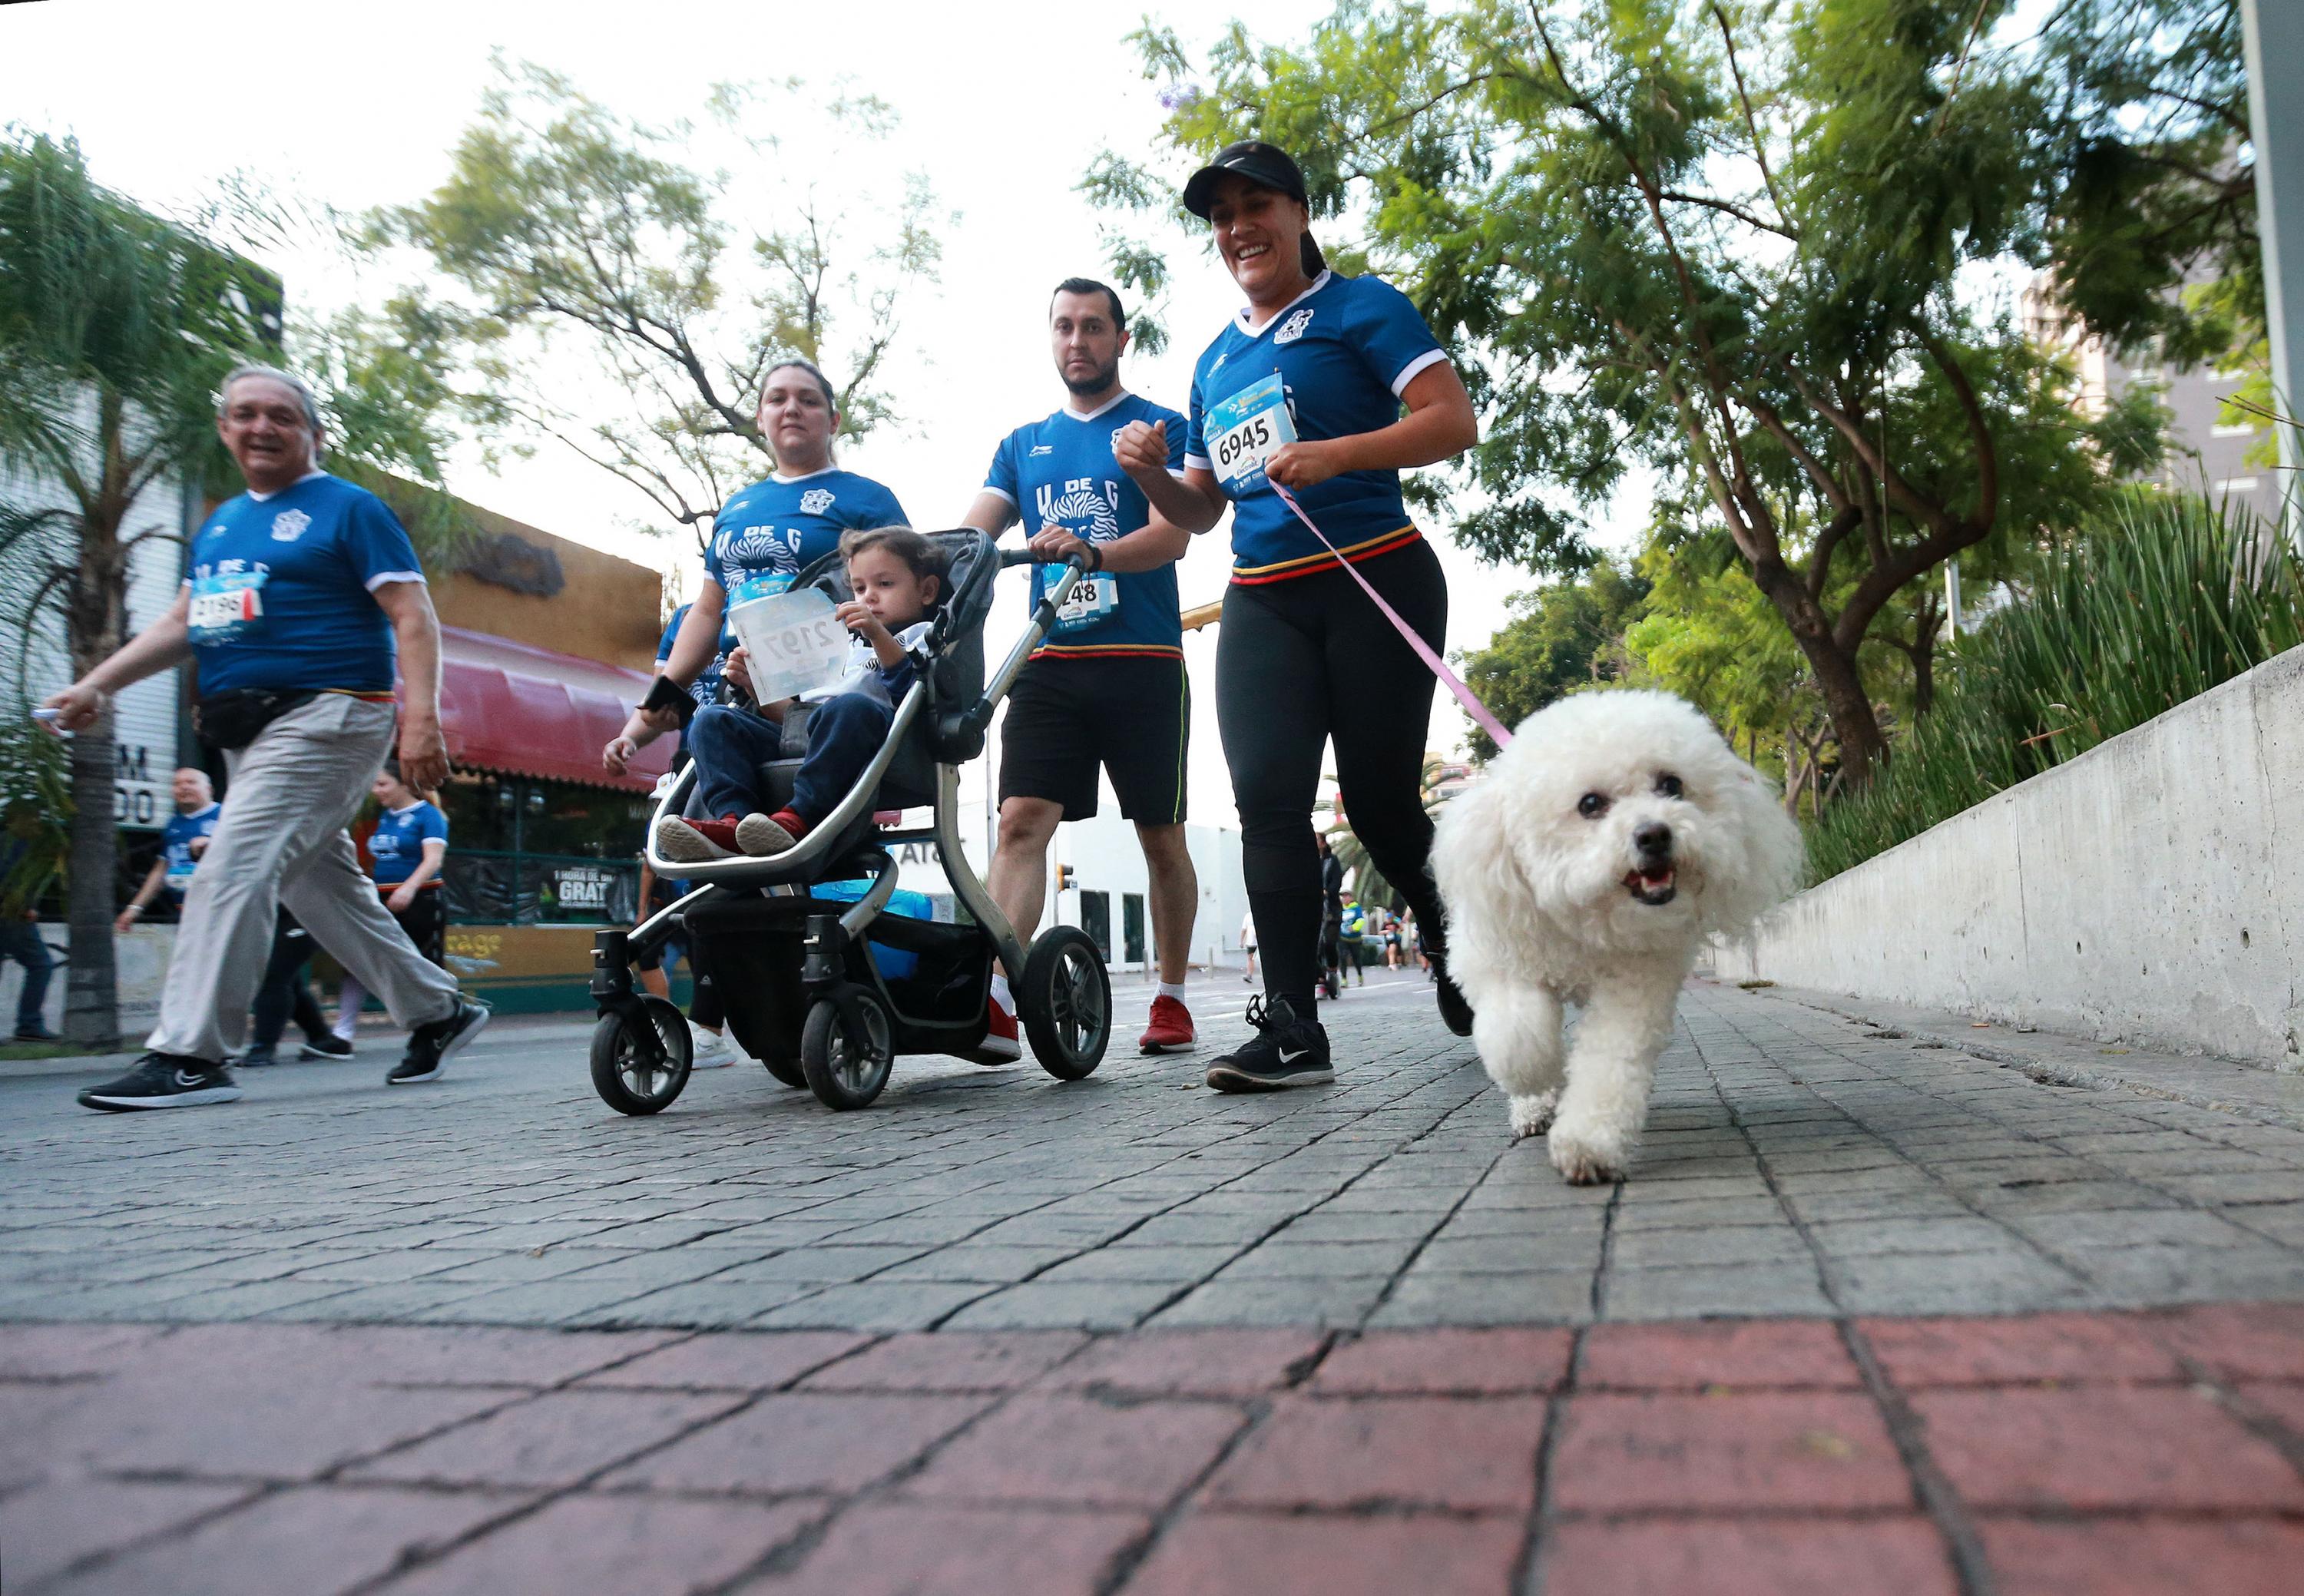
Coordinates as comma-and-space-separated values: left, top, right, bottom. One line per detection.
586, 530, 1111, 1114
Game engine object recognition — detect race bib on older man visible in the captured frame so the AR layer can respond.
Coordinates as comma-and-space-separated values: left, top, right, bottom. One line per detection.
187, 571, 267, 644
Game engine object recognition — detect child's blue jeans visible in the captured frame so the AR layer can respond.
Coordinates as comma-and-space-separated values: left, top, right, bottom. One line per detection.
688, 694, 895, 824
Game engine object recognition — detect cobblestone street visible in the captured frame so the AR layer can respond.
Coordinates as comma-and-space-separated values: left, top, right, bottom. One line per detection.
7, 975, 2303, 1592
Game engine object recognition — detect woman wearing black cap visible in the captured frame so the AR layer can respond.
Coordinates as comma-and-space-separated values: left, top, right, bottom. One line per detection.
1118, 139, 1479, 1091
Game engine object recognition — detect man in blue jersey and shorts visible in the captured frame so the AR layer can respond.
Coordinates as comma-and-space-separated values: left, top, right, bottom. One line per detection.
963, 279, 1201, 1055
114, 767, 218, 931
45, 363, 488, 1109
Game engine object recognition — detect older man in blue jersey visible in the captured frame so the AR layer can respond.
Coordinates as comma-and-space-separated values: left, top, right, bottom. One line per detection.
45, 363, 488, 1110
963, 279, 1202, 1055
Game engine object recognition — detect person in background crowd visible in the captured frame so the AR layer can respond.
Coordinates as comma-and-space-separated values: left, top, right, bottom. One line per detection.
963, 277, 1202, 1059
48, 363, 487, 1110
1317, 833, 1347, 999
1385, 908, 1404, 970
633, 856, 732, 1067
1240, 907, 1258, 985
1, 801, 58, 1041
332, 762, 447, 1044
115, 767, 218, 931
237, 907, 352, 1067
1147, 140, 1481, 1091
1338, 898, 1369, 988
650, 599, 736, 755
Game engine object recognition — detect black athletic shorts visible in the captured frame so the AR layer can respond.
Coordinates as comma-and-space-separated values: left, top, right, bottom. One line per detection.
998, 654, 1189, 824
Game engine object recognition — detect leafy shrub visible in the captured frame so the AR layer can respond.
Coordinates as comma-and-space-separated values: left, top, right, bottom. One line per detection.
1806, 491, 2302, 882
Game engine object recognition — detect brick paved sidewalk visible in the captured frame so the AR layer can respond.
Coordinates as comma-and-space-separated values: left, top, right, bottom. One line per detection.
6, 1305, 2302, 1594
7, 978, 2304, 1591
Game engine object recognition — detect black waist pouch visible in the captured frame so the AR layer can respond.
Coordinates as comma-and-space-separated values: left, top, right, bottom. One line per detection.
194, 688, 320, 751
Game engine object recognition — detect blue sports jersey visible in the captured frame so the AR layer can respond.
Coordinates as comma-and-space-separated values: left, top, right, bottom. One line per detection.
160, 803, 220, 899
367, 800, 448, 887
184, 473, 426, 694
704, 469, 909, 608
655, 603, 738, 708
984, 392, 1188, 660
1183, 271, 1450, 584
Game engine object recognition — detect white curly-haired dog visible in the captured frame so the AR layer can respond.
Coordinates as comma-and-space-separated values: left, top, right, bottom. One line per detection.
1432, 690, 1802, 1184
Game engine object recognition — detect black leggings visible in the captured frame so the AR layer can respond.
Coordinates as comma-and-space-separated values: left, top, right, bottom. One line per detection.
1216, 538, 1448, 1013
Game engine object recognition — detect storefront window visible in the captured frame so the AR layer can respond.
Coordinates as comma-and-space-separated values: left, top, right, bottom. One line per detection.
436, 772, 652, 926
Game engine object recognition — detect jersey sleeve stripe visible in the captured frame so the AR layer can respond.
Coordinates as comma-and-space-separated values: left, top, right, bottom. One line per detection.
1389, 348, 1450, 397
1183, 452, 1213, 472
980, 485, 1017, 505
362, 570, 429, 591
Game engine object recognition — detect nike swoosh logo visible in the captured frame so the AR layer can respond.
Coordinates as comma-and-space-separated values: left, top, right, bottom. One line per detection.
1277, 1048, 1311, 1064
173, 1070, 206, 1088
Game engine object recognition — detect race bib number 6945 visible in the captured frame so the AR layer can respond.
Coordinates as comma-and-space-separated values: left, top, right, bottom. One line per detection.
1207, 373, 1298, 492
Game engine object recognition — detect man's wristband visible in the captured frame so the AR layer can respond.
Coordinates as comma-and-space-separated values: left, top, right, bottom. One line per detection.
124, 903, 144, 919
1085, 542, 1105, 574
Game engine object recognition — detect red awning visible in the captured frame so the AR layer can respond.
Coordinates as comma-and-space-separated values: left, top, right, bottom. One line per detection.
432, 626, 670, 793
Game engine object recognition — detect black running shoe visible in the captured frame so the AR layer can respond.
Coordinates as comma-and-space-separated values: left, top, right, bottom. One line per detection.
1428, 949, 1475, 1037
78, 1054, 241, 1112
300, 1035, 353, 1060
237, 1045, 278, 1068
1205, 995, 1332, 1092
388, 999, 490, 1085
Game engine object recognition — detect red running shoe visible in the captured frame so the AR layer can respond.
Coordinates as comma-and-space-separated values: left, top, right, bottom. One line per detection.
1138, 993, 1197, 1054
972, 991, 1021, 1064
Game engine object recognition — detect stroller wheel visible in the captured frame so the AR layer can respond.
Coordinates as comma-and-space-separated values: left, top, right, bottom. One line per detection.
800, 986, 894, 1110
590, 997, 693, 1115
763, 1053, 807, 1088
1019, 926, 1111, 1081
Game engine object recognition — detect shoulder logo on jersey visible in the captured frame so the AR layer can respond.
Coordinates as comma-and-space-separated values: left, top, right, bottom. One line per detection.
1029, 444, 1054, 457
1273, 308, 1316, 346
270, 508, 312, 542
799, 488, 836, 516
1034, 478, 1121, 544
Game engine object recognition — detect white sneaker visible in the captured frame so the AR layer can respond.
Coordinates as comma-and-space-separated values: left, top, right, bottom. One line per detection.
689, 1022, 736, 1068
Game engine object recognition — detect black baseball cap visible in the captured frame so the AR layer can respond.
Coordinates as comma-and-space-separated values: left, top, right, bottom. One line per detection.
1183, 141, 1308, 219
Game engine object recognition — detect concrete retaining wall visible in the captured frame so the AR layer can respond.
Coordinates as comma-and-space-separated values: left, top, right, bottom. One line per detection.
1715, 647, 2304, 1070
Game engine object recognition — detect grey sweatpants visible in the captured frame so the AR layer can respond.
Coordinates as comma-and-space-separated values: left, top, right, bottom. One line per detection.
147, 694, 459, 1062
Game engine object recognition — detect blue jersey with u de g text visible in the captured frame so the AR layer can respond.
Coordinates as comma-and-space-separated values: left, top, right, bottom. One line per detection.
366, 800, 447, 887
1184, 270, 1451, 585
184, 473, 425, 695
161, 803, 220, 898
703, 469, 910, 608
985, 392, 1188, 660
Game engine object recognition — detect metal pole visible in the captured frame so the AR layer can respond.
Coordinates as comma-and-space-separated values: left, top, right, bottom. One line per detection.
2243, 0, 2304, 537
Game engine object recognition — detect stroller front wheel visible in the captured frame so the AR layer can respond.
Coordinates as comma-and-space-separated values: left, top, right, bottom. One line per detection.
1019, 926, 1111, 1081
590, 997, 693, 1115
800, 986, 895, 1110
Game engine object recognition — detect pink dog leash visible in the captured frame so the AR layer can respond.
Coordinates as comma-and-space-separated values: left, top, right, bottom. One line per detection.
1270, 482, 1515, 748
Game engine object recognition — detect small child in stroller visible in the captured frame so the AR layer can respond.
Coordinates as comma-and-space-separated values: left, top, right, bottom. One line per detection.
656, 526, 943, 863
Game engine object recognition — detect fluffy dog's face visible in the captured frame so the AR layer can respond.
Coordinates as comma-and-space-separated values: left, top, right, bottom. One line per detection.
1488, 692, 1796, 949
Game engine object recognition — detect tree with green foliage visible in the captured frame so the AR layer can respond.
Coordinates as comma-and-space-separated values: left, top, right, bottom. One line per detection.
362, 62, 948, 540
1089, 0, 2189, 786
0, 131, 463, 1045
1457, 558, 1649, 758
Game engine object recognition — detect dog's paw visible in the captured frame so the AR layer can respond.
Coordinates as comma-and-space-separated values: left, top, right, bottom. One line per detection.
1507, 1091, 1560, 1141
1548, 1118, 1628, 1185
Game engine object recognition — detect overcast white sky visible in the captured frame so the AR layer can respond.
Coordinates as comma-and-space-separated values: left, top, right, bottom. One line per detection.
2, 0, 1649, 826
